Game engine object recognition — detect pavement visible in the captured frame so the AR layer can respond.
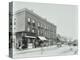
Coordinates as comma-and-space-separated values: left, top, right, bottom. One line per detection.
13, 45, 78, 58
13, 45, 57, 54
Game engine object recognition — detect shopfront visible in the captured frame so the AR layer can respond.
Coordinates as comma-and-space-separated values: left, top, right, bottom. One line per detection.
36, 36, 48, 47
22, 36, 36, 49
22, 36, 48, 49
16, 32, 48, 50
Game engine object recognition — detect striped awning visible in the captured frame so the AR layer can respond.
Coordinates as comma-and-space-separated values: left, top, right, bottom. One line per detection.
38, 36, 47, 41
25, 36, 36, 38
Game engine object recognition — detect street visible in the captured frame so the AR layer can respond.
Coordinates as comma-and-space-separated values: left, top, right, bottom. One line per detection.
13, 45, 78, 58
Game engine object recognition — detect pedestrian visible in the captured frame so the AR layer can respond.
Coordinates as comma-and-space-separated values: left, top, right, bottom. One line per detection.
40, 41, 44, 55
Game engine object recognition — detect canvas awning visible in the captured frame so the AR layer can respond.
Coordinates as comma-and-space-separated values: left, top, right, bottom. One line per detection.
25, 36, 36, 38
38, 36, 47, 41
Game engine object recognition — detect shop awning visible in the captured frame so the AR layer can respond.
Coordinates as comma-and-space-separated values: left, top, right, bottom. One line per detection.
38, 36, 47, 41
25, 36, 36, 38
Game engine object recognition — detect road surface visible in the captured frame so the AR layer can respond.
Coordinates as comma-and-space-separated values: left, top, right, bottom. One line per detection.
13, 45, 78, 58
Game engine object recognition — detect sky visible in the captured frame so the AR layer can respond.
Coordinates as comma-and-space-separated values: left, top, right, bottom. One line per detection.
13, 1, 78, 39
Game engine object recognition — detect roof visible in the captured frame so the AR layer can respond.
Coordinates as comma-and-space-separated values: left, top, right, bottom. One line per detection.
15, 8, 56, 27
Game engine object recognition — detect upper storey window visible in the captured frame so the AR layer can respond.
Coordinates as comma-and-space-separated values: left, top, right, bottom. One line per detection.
27, 27, 30, 32
43, 24, 45, 28
41, 24, 43, 28
38, 22, 40, 27
28, 18, 31, 22
32, 19, 35, 26
47, 26, 49, 30
45, 26, 47, 29
32, 19, 35, 23
32, 29, 35, 33
46, 25, 49, 30
27, 18, 31, 25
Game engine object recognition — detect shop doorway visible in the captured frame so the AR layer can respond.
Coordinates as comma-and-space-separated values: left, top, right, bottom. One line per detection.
22, 37, 28, 49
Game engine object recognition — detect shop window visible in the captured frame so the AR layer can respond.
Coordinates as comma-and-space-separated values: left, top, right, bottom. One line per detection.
28, 39, 33, 43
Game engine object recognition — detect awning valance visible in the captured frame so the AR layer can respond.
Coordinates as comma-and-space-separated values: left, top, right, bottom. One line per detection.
38, 36, 47, 41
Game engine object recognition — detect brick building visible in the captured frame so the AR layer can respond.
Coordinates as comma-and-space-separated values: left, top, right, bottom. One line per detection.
14, 8, 56, 49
